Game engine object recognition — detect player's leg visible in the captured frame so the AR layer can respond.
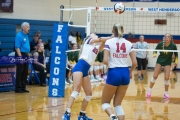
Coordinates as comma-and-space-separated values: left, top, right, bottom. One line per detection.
170, 62, 175, 74
67, 72, 83, 107
113, 67, 130, 120
78, 64, 92, 120
81, 76, 92, 111
146, 64, 162, 98
164, 65, 171, 99
62, 60, 85, 120
113, 85, 129, 120
102, 68, 122, 120
102, 84, 118, 120
77, 76, 93, 120
62, 72, 83, 120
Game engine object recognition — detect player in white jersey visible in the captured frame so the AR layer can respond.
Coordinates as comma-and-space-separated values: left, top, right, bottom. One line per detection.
101, 23, 137, 120
62, 33, 113, 120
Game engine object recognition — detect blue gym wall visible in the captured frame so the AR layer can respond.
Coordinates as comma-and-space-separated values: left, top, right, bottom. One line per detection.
0, 18, 86, 56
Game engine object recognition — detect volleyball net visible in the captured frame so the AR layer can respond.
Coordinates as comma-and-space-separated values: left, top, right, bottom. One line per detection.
61, 6, 180, 67
48, 6, 180, 97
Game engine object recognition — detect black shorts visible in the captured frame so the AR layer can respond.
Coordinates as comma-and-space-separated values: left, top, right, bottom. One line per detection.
136, 57, 147, 70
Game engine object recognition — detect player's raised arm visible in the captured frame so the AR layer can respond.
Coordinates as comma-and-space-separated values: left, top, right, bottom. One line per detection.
90, 35, 114, 44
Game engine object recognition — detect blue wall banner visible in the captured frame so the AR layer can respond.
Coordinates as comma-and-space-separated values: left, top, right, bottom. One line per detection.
48, 23, 68, 97
111, 0, 180, 2
134, 0, 157, 1
159, 0, 180, 2
111, 0, 133, 2
0, 65, 16, 91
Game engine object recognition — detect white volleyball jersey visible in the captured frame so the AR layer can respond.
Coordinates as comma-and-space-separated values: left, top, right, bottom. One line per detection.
79, 38, 100, 65
104, 37, 134, 68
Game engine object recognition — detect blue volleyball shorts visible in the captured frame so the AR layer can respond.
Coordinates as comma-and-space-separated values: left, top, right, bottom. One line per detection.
72, 59, 90, 77
106, 67, 130, 86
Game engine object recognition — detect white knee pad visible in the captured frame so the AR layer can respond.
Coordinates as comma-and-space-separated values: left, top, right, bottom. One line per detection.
114, 105, 124, 116
150, 77, 156, 83
99, 65, 103, 69
93, 66, 100, 71
71, 91, 79, 99
164, 80, 169, 85
84, 95, 92, 101
102, 103, 111, 111
89, 66, 93, 72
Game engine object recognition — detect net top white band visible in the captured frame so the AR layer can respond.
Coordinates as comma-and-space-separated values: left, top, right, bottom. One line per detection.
98, 7, 180, 12
66, 49, 180, 53
62, 7, 180, 12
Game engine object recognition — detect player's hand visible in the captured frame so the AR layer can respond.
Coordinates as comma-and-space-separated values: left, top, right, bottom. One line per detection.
174, 63, 177, 66
42, 64, 46, 68
153, 55, 156, 58
89, 38, 99, 44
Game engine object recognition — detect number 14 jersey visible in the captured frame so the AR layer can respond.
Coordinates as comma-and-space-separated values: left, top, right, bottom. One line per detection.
104, 37, 134, 68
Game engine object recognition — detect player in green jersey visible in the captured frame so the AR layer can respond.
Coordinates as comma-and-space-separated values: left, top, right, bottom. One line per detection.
146, 33, 178, 99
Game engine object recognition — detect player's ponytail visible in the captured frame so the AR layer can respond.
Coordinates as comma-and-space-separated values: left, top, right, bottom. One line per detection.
113, 23, 123, 38
78, 34, 91, 58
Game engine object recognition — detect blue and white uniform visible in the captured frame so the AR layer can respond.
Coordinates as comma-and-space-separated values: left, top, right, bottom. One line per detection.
72, 38, 100, 77
104, 37, 134, 86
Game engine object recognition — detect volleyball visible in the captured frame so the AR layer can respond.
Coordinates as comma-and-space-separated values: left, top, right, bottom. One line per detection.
114, 2, 125, 14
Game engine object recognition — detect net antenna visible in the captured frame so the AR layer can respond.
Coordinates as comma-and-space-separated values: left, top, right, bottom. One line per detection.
61, 7, 95, 36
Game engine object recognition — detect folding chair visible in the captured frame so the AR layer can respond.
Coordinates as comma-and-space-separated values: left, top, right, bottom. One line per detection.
28, 62, 40, 84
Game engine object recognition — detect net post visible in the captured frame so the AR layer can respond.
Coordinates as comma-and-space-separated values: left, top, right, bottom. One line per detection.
60, 5, 64, 24
86, 7, 91, 36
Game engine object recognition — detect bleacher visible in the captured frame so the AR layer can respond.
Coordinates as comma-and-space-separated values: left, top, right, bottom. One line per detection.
0, 18, 86, 56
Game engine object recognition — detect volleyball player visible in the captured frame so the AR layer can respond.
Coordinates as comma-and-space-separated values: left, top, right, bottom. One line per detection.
146, 33, 178, 99
101, 23, 137, 120
170, 36, 176, 72
62, 33, 113, 120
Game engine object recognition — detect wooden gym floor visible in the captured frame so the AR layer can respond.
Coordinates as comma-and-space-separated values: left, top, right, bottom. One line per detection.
0, 69, 180, 120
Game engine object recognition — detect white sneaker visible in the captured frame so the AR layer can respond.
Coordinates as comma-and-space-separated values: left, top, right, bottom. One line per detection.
65, 80, 69, 85
69, 78, 73, 83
